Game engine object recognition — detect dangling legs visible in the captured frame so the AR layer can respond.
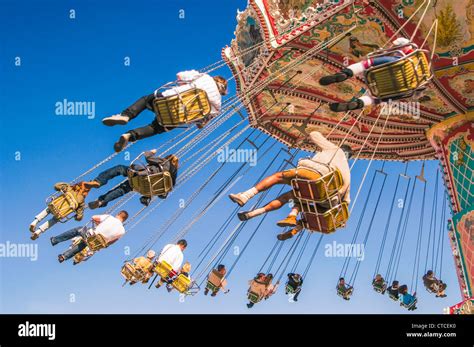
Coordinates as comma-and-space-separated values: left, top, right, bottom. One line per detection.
237, 191, 294, 221
89, 181, 133, 209
32, 217, 60, 240
30, 208, 50, 233
102, 93, 156, 126
229, 171, 293, 207
115, 119, 172, 152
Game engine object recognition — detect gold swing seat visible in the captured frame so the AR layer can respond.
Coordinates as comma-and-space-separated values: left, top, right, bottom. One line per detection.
153, 88, 211, 127
128, 170, 173, 198
171, 274, 192, 294
299, 201, 349, 234
47, 191, 80, 222
121, 262, 150, 282
364, 47, 432, 100
291, 168, 344, 203
206, 270, 224, 293
85, 234, 108, 252
153, 260, 174, 279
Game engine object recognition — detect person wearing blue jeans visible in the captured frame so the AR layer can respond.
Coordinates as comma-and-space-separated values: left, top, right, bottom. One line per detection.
84, 150, 179, 209
50, 226, 88, 262
318, 37, 416, 112
89, 164, 133, 208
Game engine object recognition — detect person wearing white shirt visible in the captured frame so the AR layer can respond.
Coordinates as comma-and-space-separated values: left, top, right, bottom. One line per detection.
101, 70, 228, 152
229, 131, 352, 239
155, 239, 187, 288
51, 211, 128, 263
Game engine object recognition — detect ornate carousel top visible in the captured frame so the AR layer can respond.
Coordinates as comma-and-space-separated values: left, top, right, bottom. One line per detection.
224, 0, 474, 160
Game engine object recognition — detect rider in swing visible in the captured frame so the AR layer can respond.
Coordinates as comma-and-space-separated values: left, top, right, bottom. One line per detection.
319, 38, 417, 112
101, 70, 228, 152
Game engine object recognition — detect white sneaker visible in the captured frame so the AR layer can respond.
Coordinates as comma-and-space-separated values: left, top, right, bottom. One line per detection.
102, 114, 130, 126
229, 193, 248, 207
29, 220, 38, 233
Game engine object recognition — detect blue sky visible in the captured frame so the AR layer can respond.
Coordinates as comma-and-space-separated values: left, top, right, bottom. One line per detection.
0, 0, 459, 314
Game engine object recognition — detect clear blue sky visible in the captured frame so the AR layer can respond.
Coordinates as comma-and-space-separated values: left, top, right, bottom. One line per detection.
0, 0, 459, 314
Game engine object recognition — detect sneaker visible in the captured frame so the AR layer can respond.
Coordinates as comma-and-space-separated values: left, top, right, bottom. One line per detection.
58, 255, 65, 263
88, 200, 104, 210
276, 215, 297, 227
229, 193, 247, 207
277, 231, 294, 241
102, 114, 130, 126
319, 68, 353, 86
83, 181, 101, 189
329, 99, 364, 112
30, 232, 39, 241
29, 220, 38, 233
114, 134, 131, 153
237, 212, 251, 221
50, 237, 57, 246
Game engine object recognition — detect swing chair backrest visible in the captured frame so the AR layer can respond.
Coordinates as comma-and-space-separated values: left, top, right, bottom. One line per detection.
47, 191, 80, 221
171, 274, 192, 294
364, 48, 432, 100
85, 234, 108, 252
299, 201, 349, 234
208, 270, 224, 287
128, 170, 173, 198
153, 88, 211, 127
73, 247, 91, 265
285, 283, 296, 294
291, 168, 344, 203
400, 297, 417, 309
153, 260, 174, 279
121, 263, 137, 282
247, 291, 261, 304
372, 281, 387, 294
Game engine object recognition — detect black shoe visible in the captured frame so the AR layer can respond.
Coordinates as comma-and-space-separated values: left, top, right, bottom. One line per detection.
329, 99, 365, 112
204, 289, 209, 296
238, 212, 251, 221
277, 231, 294, 241
114, 135, 129, 153
211, 292, 217, 297
247, 303, 254, 309
319, 68, 353, 86
88, 200, 104, 210
58, 255, 65, 263
140, 196, 151, 206
50, 237, 57, 247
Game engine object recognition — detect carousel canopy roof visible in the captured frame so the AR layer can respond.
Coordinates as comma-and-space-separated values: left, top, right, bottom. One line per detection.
224, 0, 474, 160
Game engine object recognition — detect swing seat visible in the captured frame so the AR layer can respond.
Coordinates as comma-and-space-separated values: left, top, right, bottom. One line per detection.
171, 274, 192, 294
206, 270, 224, 293
128, 171, 173, 198
364, 50, 431, 100
121, 263, 137, 282
400, 298, 417, 309
73, 247, 90, 264
153, 260, 174, 279
291, 168, 344, 203
85, 234, 108, 252
337, 286, 353, 299
153, 88, 211, 127
299, 201, 349, 234
247, 291, 261, 304
388, 293, 399, 302
372, 281, 387, 294
47, 191, 80, 222
285, 284, 297, 295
